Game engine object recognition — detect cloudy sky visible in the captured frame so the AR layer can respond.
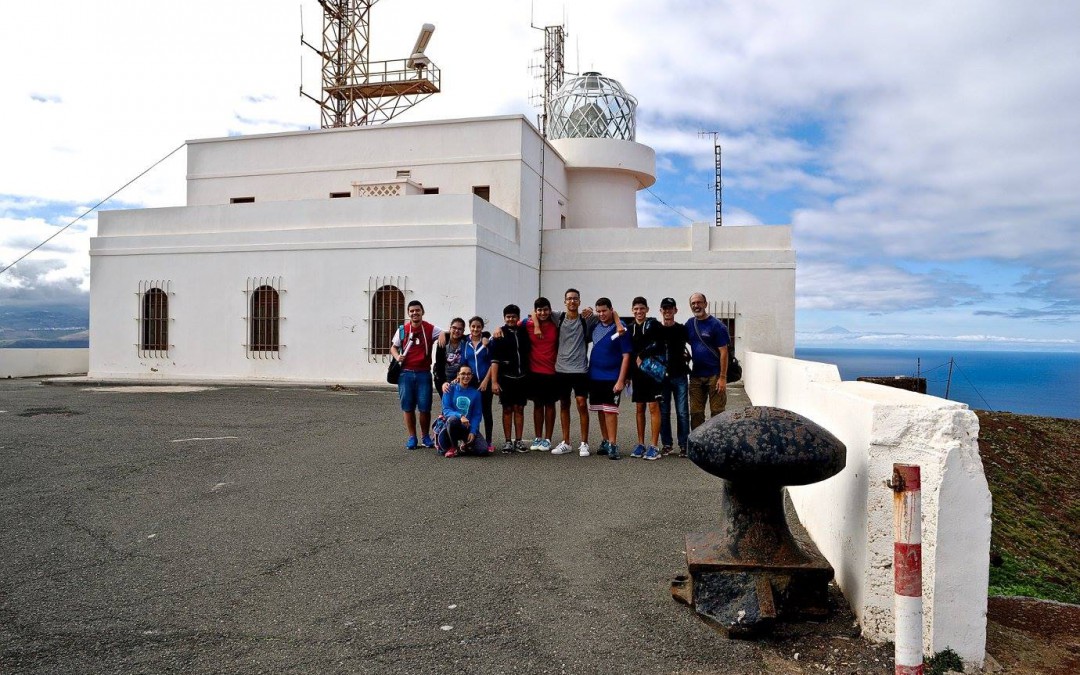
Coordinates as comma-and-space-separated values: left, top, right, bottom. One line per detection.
2, 0, 1077, 350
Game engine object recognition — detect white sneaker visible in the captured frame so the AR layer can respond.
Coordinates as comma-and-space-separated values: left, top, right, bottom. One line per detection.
578, 442, 591, 457
552, 441, 572, 455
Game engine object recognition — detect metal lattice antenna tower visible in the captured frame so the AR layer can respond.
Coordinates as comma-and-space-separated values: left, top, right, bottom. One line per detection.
301, 0, 440, 128
699, 131, 723, 227
530, 24, 566, 138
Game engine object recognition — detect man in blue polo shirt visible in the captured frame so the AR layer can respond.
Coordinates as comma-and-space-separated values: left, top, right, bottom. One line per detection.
686, 292, 729, 430
587, 297, 632, 460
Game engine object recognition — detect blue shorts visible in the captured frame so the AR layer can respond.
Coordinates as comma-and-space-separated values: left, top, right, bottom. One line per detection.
398, 369, 433, 413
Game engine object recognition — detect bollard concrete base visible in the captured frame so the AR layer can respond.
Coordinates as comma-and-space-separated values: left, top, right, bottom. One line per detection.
675, 525, 834, 638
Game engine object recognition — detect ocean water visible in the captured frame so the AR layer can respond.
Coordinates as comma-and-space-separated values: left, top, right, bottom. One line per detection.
794, 348, 1080, 420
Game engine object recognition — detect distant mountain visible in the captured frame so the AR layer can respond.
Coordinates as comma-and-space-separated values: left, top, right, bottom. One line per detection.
0, 304, 89, 348
820, 325, 852, 334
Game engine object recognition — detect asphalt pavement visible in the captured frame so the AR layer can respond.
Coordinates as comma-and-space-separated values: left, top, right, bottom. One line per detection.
0, 379, 889, 674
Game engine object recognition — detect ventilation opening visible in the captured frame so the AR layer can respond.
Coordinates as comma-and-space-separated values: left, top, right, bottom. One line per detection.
330, 191, 351, 199
472, 186, 490, 201
230, 197, 255, 204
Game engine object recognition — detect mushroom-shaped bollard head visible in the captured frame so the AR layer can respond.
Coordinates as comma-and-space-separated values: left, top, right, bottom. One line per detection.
687, 407, 846, 486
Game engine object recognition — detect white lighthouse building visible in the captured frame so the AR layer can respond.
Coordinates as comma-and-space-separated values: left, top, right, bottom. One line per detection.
88, 69, 795, 383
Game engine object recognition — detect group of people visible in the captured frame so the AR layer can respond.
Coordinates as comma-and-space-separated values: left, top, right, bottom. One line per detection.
389, 289, 731, 459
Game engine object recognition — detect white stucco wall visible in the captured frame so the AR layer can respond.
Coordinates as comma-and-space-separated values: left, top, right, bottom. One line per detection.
186, 115, 568, 232
743, 351, 991, 665
90, 194, 532, 383
540, 224, 796, 358
0, 349, 89, 378
550, 137, 655, 229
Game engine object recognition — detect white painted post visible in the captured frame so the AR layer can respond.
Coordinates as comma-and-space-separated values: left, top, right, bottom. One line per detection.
892, 463, 923, 675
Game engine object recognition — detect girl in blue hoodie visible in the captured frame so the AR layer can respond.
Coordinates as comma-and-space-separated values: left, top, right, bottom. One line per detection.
435, 365, 488, 457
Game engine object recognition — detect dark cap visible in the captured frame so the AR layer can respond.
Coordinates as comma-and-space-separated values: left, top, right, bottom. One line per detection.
660, 297, 677, 309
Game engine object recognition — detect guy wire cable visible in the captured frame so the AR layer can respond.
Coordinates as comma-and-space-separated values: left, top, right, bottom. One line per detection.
0, 142, 186, 277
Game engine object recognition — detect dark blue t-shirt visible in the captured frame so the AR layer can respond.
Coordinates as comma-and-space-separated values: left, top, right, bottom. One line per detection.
588, 321, 632, 381
686, 315, 730, 377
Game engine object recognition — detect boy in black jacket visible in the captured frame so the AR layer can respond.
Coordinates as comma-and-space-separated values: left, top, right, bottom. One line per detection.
489, 305, 532, 453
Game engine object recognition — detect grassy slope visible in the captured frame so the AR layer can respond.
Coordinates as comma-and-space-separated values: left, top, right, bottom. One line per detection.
976, 410, 1080, 604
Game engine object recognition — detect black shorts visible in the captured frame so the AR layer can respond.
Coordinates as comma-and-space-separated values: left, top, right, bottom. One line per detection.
498, 375, 528, 408
588, 379, 622, 413
631, 370, 662, 403
554, 371, 590, 402
529, 372, 559, 405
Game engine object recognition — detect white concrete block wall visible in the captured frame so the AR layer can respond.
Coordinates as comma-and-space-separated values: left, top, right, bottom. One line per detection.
742, 351, 991, 665
540, 224, 796, 358
0, 349, 89, 378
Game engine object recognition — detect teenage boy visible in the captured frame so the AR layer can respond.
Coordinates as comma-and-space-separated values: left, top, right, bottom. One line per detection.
550, 288, 599, 456
523, 298, 559, 451
642, 297, 691, 456
587, 297, 632, 460
686, 292, 730, 430
628, 296, 662, 460
489, 305, 531, 453
390, 300, 443, 449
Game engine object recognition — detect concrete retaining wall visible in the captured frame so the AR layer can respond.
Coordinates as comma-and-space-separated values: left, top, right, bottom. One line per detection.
0, 349, 89, 378
744, 351, 990, 665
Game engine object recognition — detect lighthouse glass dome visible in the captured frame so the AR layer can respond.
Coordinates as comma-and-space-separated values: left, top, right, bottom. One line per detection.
547, 72, 638, 141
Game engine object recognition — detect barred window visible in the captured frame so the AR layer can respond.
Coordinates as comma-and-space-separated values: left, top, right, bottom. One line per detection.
371, 285, 405, 356
251, 286, 279, 352
137, 281, 170, 357
366, 276, 409, 360
710, 300, 738, 346
245, 276, 284, 358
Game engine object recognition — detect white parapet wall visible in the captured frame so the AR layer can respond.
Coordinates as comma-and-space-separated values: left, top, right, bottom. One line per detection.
0, 349, 89, 378
743, 351, 991, 665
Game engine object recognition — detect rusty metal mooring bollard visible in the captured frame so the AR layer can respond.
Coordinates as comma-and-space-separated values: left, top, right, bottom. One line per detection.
672, 406, 846, 638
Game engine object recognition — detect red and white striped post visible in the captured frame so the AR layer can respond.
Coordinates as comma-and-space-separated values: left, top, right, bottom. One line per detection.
891, 463, 923, 675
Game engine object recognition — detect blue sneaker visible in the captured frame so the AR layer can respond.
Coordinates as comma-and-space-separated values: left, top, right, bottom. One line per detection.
608, 444, 622, 460
597, 440, 611, 456
421, 435, 435, 448
643, 446, 661, 461
630, 444, 646, 459
405, 436, 418, 450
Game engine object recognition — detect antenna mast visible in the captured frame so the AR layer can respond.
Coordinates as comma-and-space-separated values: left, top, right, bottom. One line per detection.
698, 131, 723, 227
530, 23, 566, 138
301, 0, 440, 128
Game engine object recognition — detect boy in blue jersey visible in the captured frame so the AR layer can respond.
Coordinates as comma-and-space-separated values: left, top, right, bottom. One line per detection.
587, 297, 633, 460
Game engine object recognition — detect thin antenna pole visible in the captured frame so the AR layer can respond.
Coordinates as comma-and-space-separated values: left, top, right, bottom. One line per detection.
944, 357, 955, 399
699, 131, 723, 226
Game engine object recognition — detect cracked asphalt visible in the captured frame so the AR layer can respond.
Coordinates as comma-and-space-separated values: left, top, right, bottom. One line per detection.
0, 379, 891, 674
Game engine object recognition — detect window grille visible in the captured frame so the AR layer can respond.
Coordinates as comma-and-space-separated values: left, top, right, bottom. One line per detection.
356, 183, 403, 197
353, 178, 423, 197
244, 276, 284, 358
366, 276, 408, 361
136, 280, 171, 358
710, 300, 738, 345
